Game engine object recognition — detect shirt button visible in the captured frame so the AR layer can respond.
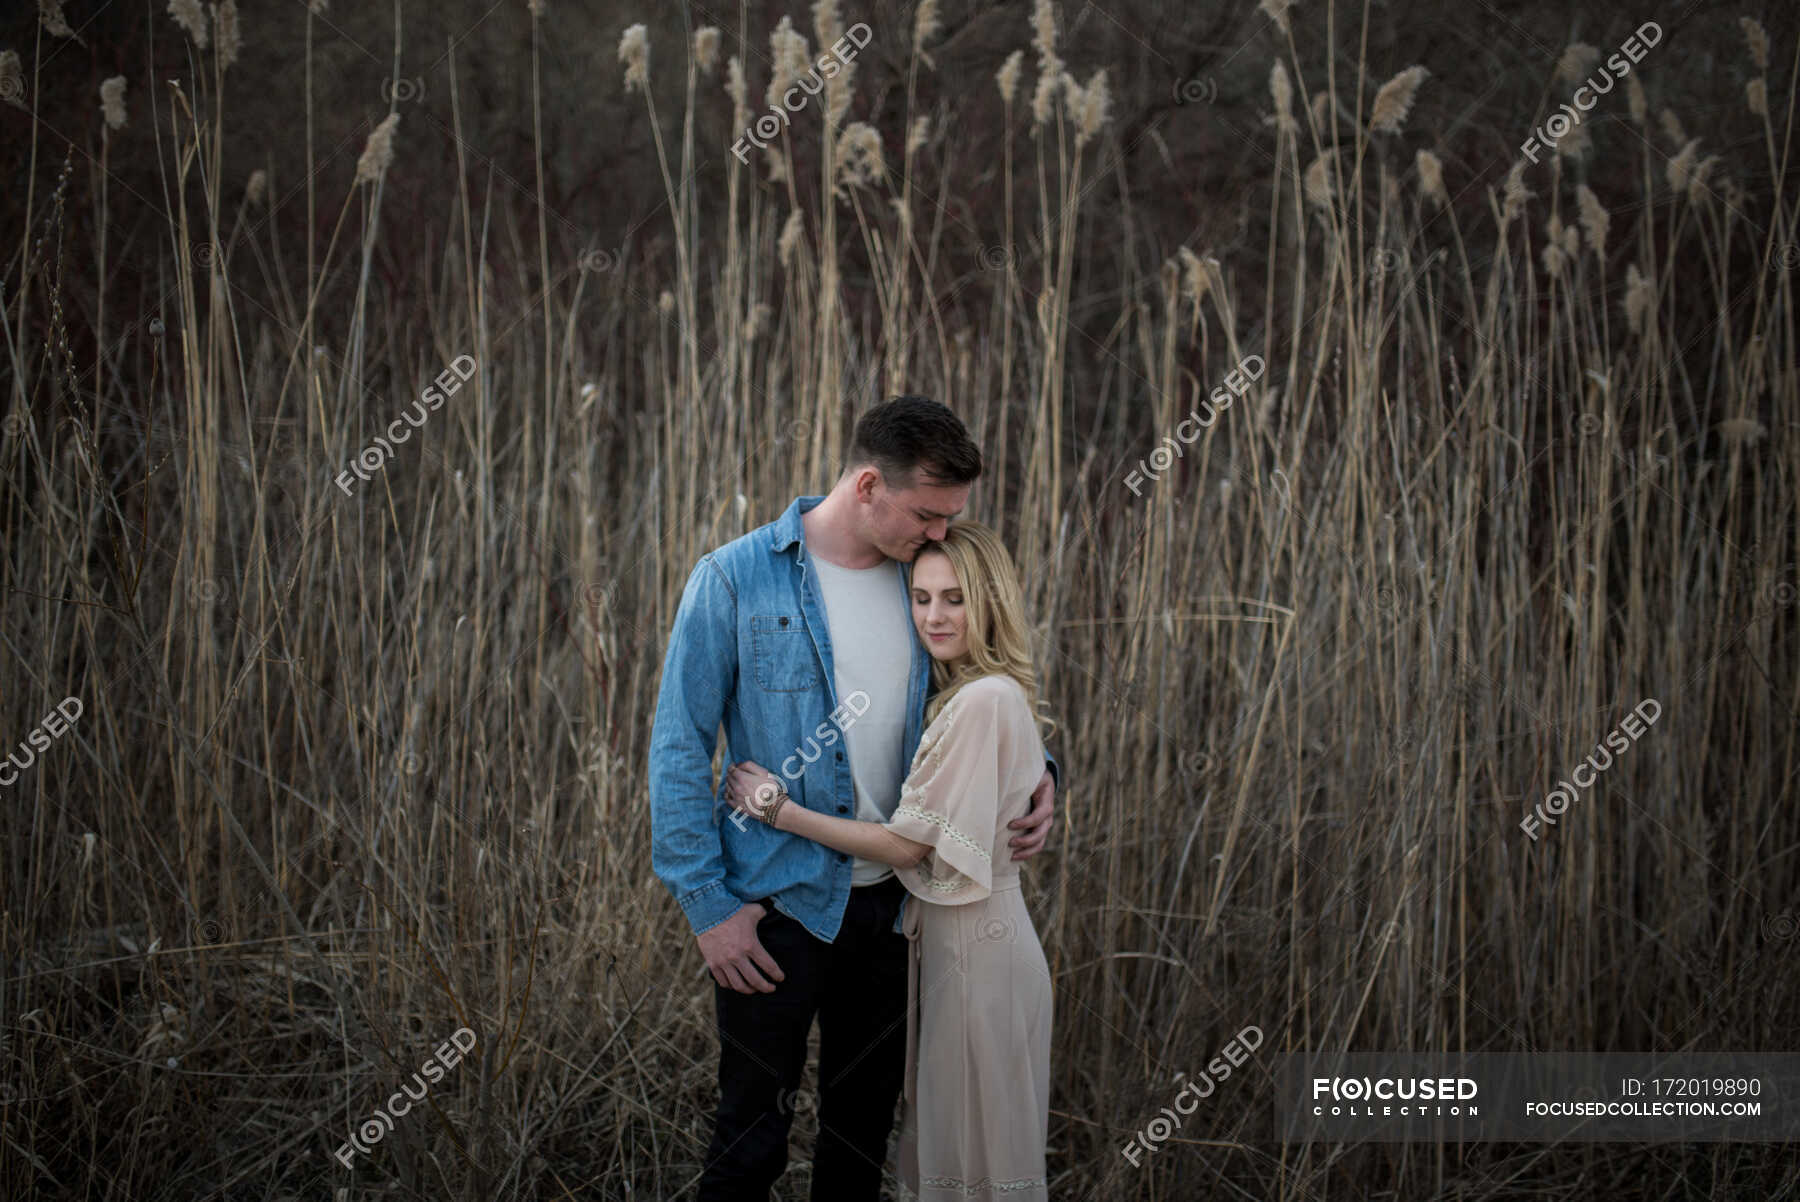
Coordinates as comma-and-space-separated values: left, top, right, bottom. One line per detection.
837, 853, 849, 862
835, 751, 843, 761
838, 805, 849, 813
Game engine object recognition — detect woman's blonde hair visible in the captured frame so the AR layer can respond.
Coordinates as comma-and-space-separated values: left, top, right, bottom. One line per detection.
908, 519, 1059, 747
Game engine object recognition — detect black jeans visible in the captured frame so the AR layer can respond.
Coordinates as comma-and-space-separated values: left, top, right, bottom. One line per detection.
697, 875, 909, 1202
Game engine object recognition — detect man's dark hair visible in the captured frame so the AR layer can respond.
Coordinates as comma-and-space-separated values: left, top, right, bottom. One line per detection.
848, 395, 983, 489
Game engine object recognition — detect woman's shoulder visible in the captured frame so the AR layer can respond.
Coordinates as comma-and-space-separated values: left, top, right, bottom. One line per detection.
945, 675, 1039, 734
950, 673, 1026, 708
913, 675, 1045, 780
923, 675, 1017, 730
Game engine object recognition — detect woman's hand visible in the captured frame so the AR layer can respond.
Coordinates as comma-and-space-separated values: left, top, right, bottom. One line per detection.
724, 760, 788, 825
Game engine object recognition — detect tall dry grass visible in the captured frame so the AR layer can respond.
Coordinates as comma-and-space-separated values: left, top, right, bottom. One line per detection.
1, 1, 1796, 1198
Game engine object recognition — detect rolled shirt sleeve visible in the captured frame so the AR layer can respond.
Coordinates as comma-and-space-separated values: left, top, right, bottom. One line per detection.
886, 686, 1009, 906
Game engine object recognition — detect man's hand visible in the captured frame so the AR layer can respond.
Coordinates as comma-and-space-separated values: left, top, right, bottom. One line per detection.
1008, 768, 1056, 861
696, 901, 784, 994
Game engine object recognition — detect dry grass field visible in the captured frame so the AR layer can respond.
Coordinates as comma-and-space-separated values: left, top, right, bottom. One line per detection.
2, 0, 1796, 1198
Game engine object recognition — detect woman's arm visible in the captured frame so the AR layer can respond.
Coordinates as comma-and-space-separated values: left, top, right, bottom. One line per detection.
776, 803, 931, 868
723, 761, 931, 868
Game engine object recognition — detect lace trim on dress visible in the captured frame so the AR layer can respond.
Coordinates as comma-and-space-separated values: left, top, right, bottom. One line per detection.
919, 1173, 1048, 1194
910, 855, 975, 895
895, 802, 991, 863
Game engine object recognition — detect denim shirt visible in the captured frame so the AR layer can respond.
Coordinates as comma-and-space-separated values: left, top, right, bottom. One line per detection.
649, 494, 1060, 944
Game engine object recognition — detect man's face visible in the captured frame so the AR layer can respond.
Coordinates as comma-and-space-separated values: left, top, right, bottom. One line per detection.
861, 470, 971, 562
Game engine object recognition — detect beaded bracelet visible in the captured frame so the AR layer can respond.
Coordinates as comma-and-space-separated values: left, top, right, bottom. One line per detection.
754, 784, 789, 827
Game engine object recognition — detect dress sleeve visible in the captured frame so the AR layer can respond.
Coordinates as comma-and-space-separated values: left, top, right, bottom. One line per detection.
886, 685, 1008, 906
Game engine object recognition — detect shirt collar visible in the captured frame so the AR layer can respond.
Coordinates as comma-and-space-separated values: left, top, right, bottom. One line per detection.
768, 494, 828, 554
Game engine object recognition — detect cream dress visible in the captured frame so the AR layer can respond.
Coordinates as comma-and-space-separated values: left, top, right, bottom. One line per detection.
886, 674, 1052, 1201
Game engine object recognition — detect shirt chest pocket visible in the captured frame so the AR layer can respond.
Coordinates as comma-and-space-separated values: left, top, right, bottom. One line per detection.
750, 614, 823, 692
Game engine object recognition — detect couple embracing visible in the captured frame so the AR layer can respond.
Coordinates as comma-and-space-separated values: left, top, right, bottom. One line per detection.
650, 396, 1062, 1200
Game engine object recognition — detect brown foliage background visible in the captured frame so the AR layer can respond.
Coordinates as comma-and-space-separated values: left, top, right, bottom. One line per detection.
2, 1, 1797, 1199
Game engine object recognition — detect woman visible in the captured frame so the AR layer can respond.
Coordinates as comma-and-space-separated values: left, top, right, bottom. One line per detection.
723, 519, 1059, 1201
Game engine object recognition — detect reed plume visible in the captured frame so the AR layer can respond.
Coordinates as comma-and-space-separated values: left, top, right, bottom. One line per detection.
100, 76, 127, 129
1414, 149, 1446, 208
619, 23, 649, 94
354, 111, 399, 184
168, 0, 208, 47
1369, 65, 1427, 135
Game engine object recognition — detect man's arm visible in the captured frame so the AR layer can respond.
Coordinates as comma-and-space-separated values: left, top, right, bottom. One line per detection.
649, 557, 786, 994
648, 556, 749, 936
1007, 753, 1059, 861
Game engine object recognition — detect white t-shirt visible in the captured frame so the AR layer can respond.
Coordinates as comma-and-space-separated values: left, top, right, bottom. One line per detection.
806, 549, 914, 886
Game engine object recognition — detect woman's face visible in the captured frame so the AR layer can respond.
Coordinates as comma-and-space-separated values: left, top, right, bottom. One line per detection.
909, 550, 969, 664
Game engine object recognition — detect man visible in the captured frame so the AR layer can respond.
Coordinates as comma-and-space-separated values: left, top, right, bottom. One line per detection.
649, 396, 1060, 1200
